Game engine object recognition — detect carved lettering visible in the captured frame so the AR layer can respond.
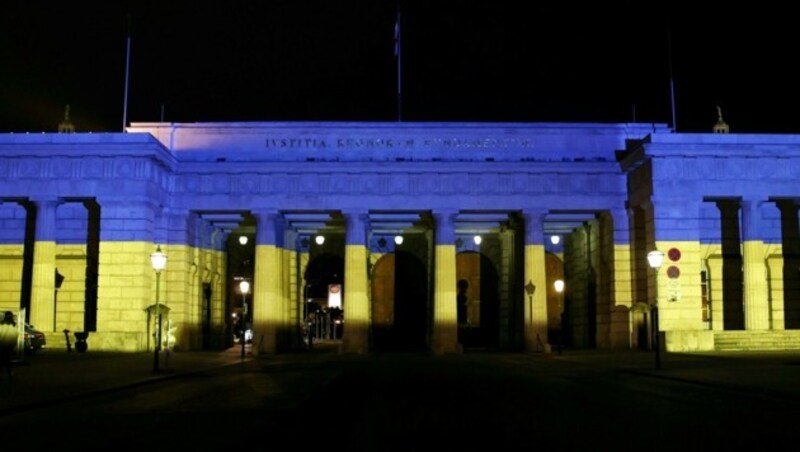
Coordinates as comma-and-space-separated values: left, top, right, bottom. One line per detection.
422, 138, 534, 148
265, 138, 328, 148
265, 136, 533, 149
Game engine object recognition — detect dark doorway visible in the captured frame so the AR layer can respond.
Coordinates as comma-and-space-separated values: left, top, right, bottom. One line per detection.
304, 253, 344, 300
394, 250, 428, 350
718, 200, 745, 330
778, 200, 800, 329
370, 251, 429, 351
304, 253, 345, 344
202, 283, 212, 349
456, 251, 500, 349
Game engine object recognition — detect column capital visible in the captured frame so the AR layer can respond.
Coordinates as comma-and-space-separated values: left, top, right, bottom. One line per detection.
522, 210, 546, 246
252, 210, 282, 224
32, 197, 62, 242
342, 210, 369, 245
432, 210, 458, 245
254, 210, 283, 246
520, 209, 547, 222
431, 209, 458, 219
341, 210, 370, 226
30, 196, 63, 205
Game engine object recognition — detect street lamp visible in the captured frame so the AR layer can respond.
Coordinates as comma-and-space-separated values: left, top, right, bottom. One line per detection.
239, 279, 250, 360
647, 250, 665, 370
150, 245, 167, 372
524, 280, 537, 351
554, 279, 564, 355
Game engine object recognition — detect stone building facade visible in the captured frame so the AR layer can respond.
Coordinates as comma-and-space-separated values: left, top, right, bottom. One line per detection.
0, 121, 797, 353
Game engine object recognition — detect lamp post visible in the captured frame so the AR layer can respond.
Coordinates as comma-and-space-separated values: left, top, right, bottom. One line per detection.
554, 279, 564, 355
150, 245, 167, 372
239, 280, 250, 360
647, 250, 665, 370
524, 280, 537, 351
54, 269, 64, 332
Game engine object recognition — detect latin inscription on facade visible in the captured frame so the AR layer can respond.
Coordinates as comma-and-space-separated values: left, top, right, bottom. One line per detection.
265, 137, 536, 149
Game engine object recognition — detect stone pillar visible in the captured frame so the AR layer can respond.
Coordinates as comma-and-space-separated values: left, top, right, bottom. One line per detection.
212, 233, 227, 345
30, 198, 60, 332
165, 209, 194, 350
607, 208, 634, 348
285, 230, 301, 350
707, 256, 724, 331
522, 210, 547, 352
279, 226, 298, 349
776, 200, 800, 329
341, 211, 370, 354
766, 254, 785, 330
252, 211, 283, 354
741, 200, 770, 330
431, 210, 460, 354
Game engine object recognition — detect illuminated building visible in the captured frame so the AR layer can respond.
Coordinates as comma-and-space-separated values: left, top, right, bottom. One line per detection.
0, 121, 797, 353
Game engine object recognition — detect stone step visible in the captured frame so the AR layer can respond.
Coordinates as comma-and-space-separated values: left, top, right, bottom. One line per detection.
714, 331, 800, 351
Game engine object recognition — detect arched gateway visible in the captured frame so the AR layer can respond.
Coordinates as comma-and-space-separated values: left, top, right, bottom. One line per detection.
1, 122, 799, 353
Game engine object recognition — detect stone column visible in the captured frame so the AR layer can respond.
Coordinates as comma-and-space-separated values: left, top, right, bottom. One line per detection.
252, 211, 283, 354
30, 198, 60, 332
741, 200, 770, 330
707, 256, 724, 331
431, 210, 459, 354
285, 230, 301, 349
607, 208, 634, 348
341, 211, 370, 354
776, 200, 800, 329
766, 254, 784, 330
522, 210, 548, 352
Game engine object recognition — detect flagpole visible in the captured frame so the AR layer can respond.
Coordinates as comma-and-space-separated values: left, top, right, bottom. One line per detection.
122, 14, 132, 132
395, 5, 402, 122
667, 23, 677, 132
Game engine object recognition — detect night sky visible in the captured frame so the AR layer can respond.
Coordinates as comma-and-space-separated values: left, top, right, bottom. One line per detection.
2, 1, 798, 134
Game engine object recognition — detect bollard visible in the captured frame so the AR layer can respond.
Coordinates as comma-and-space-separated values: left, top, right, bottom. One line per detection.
63, 329, 72, 352
74, 331, 89, 352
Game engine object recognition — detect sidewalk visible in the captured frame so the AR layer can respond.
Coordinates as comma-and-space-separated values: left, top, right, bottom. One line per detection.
2, 346, 800, 416
0, 346, 245, 415
552, 349, 800, 400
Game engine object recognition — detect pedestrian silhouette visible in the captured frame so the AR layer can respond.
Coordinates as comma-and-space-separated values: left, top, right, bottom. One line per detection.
0, 311, 18, 378
457, 279, 469, 325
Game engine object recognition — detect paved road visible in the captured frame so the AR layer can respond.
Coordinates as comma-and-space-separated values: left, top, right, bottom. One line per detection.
2, 344, 800, 450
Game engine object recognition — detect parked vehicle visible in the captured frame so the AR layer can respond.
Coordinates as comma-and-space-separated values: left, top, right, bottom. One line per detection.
24, 323, 46, 353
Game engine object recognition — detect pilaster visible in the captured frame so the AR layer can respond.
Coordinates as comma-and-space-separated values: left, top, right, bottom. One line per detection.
522, 210, 548, 352
341, 211, 370, 354
431, 210, 459, 354
252, 211, 283, 354
30, 198, 60, 332
766, 252, 785, 330
741, 200, 770, 330
606, 208, 634, 348
707, 255, 724, 331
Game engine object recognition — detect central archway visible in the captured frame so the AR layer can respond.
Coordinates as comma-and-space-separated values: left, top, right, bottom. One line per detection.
456, 251, 500, 349
303, 253, 344, 342
370, 251, 428, 351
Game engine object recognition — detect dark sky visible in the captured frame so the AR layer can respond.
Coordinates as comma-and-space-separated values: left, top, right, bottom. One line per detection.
2, 1, 798, 134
